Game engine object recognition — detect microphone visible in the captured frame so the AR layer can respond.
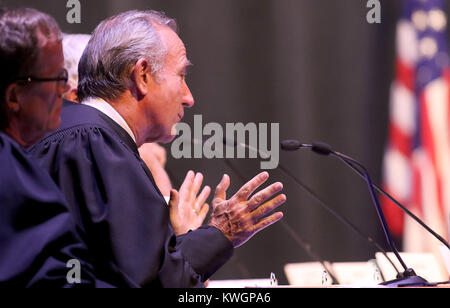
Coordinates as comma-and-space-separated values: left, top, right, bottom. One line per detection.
280, 140, 310, 151
281, 140, 450, 250
281, 140, 331, 155
282, 139, 449, 287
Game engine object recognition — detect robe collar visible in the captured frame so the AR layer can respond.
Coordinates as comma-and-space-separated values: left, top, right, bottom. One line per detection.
82, 97, 137, 144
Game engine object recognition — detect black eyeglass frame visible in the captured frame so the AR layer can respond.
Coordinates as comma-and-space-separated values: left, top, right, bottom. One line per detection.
14, 68, 68, 87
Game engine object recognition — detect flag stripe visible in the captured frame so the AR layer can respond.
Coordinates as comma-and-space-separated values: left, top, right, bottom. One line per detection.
382, 0, 449, 250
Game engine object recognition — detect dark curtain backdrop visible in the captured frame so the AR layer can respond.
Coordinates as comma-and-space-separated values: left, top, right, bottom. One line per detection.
2, 0, 446, 284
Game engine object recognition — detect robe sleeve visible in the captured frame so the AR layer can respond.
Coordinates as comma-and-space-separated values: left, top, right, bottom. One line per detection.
0, 135, 118, 288
30, 125, 233, 287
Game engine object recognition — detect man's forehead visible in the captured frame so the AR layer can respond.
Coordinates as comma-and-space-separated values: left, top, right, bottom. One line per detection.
179, 52, 193, 72
34, 40, 64, 74
178, 44, 189, 64
158, 26, 191, 66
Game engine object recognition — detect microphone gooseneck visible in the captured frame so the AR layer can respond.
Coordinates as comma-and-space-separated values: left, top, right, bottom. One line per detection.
280, 140, 450, 250
282, 139, 448, 287
279, 140, 400, 275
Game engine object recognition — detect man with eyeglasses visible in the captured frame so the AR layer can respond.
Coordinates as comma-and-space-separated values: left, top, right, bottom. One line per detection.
0, 7, 128, 287
7, 67, 68, 147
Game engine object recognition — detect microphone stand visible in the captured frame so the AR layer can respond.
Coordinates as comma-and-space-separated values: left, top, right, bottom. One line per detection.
282, 140, 450, 250
337, 151, 450, 250
305, 142, 437, 287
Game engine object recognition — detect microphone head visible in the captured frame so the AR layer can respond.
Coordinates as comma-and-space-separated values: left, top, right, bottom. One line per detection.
311, 142, 333, 156
280, 140, 303, 151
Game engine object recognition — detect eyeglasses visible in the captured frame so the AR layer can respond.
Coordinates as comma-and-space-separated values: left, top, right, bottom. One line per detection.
15, 68, 68, 88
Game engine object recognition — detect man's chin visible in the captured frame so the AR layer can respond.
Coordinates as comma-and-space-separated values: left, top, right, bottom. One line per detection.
159, 133, 176, 144
145, 125, 177, 144
159, 125, 178, 143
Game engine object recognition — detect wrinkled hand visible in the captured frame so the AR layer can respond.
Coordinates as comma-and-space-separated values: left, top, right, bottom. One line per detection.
208, 172, 285, 247
169, 171, 211, 235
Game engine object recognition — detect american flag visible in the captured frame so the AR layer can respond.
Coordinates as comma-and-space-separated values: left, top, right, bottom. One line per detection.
382, 0, 450, 252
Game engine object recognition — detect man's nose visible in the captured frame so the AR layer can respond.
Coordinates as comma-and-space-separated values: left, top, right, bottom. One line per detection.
182, 82, 194, 108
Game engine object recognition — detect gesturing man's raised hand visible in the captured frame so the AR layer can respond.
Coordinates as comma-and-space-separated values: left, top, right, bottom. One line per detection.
208, 172, 286, 247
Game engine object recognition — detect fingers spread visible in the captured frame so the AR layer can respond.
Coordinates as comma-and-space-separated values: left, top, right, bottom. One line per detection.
195, 185, 211, 211
253, 211, 284, 234
198, 203, 210, 220
191, 172, 204, 197
251, 194, 286, 220
180, 170, 195, 195
231, 171, 269, 202
213, 174, 230, 203
247, 182, 283, 211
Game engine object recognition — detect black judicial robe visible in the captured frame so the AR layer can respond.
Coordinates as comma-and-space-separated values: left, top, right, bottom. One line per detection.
29, 100, 233, 287
0, 132, 117, 287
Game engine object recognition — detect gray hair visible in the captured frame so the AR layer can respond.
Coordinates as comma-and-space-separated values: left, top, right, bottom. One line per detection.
77, 10, 177, 103
62, 33, 91, 90
0, 7, 62, 130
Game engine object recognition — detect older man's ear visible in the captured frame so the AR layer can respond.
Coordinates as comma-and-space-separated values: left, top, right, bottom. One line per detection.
131, 58, 152, 100
4, 82, 22, 112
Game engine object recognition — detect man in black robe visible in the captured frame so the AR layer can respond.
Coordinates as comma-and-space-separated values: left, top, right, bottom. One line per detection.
0, 7, 127, 287
30, 10, 286, 287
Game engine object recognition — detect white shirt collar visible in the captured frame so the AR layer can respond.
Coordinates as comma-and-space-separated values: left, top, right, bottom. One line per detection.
81, 97, 136, 144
